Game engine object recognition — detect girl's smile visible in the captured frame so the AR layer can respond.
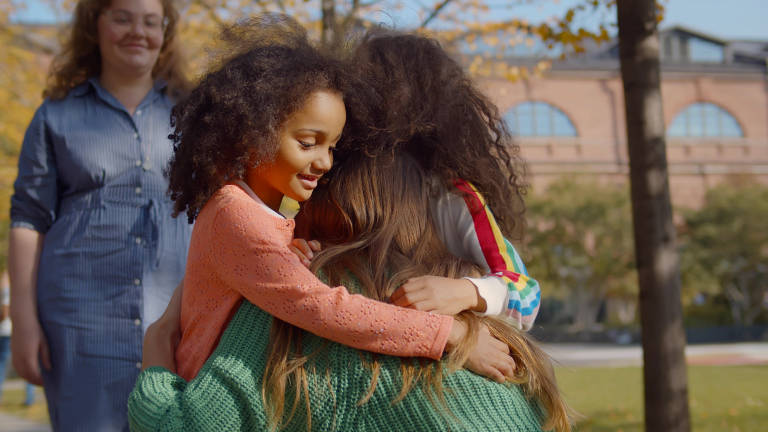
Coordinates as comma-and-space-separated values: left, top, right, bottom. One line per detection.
297, 173, 321, 190
246, 90, 347, 211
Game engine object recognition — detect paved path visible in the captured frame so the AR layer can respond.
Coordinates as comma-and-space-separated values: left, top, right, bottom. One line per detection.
0, 412, 50, 432
542, 341, 768, 367
0, 342, 766, 431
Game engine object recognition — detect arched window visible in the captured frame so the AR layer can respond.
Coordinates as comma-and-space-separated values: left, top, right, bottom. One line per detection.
504, 101, 577, 137
668, 102, 743, 138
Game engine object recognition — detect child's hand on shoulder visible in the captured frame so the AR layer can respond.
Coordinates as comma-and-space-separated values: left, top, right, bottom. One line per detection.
390, 276, 485, 316
289, 238, 322, 268
445, 319, 516, 383
463, 324, 516, 383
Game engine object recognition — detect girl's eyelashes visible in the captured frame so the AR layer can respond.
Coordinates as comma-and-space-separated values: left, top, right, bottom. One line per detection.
298, 138, 338, 151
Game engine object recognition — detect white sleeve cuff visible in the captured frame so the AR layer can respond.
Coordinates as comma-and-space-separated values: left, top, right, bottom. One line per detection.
463, 276, 507, 317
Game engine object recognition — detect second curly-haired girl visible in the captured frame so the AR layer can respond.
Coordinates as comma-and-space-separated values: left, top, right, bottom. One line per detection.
349, 31, 542, 330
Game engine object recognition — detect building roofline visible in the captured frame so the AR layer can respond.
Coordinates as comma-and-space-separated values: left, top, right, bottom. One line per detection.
659, 24, 730, 44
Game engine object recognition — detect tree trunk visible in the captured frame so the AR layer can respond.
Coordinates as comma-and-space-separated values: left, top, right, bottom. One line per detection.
320, 0, 336, 49
616, 1, 691, 431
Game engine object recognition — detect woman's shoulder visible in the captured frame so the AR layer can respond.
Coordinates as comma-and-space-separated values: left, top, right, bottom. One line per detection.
53, 80, 93, 101
24, 96, 67, 132
36, 81, 92, 116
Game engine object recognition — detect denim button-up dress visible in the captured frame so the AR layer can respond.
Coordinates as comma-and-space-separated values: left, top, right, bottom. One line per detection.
10, 78, 191, 432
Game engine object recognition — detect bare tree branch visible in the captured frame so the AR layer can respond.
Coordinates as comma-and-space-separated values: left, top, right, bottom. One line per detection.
1, 24, 57, 55
14, 33, 57, 55
441, 19, 535, 43
321, 0, 336, 48
339, 0, 360, 35
358, 0, 387, 7
419, 0, 455, 29
192, 0, 225, 27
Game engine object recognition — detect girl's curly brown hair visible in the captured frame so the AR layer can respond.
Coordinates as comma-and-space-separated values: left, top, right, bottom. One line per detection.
350, 31, 528, 240
44, 0, 189, 100
167, 15, 375, 223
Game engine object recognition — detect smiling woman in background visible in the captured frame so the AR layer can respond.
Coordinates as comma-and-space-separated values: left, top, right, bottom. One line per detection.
8, 0, 191, 430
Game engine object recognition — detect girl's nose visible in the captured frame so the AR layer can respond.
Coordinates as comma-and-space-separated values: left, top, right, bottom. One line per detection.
313, 149, 333, 173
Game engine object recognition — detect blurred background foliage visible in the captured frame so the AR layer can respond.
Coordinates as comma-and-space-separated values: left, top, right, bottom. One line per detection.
526, 177, 768, 332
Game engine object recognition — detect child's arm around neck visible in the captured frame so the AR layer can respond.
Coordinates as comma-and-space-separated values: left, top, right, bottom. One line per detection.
176, 185, 456, 379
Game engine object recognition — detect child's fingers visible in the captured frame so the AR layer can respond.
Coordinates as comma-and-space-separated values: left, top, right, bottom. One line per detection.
291, 239, 314, 259
487, 338, 516, 379
481, 353, 514, 383
403, 300, 437, 312
388, 285, 409, 303
484, 365, 505, 383
308, 240, 322, 251
390, 293, 413, 307
288, 244, 306, 261
393, 277, 427, 297
493, 337, 511, 355
496, 354, 516, 380
288, 245, 311, 268
390, 286, 430, 307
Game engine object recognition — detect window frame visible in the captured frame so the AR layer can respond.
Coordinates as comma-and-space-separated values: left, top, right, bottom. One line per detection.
667, 102, 744, 138
505, 101, 578, 137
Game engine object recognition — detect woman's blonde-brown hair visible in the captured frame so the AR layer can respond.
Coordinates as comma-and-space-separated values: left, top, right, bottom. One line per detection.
262, 153, 572, 432
44, 0, 190, 100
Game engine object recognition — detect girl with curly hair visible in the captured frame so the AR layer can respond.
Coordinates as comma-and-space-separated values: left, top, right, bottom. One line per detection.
9, 0, 190, 429
130, 23, 565, 431
130, 10, 514, 404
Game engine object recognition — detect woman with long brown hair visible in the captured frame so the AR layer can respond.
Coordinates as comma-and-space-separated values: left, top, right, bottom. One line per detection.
288, 151, 570, 431
8, 0, 191, 429
130, 150, 570, 431
267, 31, 567, 430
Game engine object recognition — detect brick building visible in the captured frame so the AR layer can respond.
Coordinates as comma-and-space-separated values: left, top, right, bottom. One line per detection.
9, 24, 768, 208
482, 26, 768, 207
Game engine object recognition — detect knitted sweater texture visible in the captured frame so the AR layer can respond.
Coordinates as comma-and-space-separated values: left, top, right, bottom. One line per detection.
128, 299, 544, 431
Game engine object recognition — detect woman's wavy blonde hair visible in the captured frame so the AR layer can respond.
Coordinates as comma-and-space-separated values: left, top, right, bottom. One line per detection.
263, 152, 573, 432
44, 0, 190, 100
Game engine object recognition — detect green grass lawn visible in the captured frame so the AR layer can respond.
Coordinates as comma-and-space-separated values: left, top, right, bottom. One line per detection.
557, 365, 768, 432
2, 365, 767, 430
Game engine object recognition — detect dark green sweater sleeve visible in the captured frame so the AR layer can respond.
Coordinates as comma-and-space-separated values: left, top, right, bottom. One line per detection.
127, 303, 273, 432
127, 299, 545, 432
128, 367, 188, 432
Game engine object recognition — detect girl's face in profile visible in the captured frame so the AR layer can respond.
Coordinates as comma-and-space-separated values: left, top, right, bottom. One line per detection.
246, 90, 346, 211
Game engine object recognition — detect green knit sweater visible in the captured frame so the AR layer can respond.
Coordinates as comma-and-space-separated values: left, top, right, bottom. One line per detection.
128, 300, 544, 431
